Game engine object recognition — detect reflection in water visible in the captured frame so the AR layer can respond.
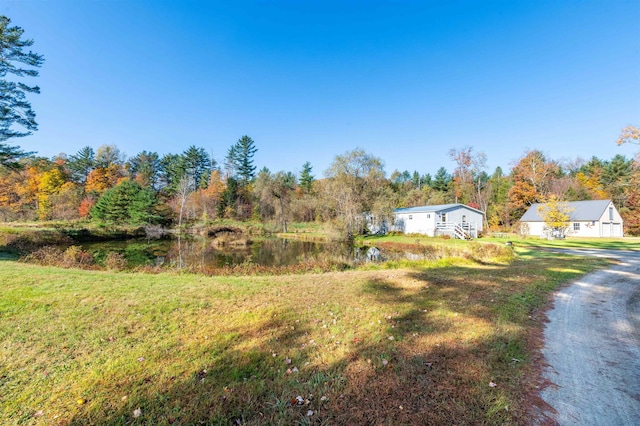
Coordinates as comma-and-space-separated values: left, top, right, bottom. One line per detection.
80, 237, 375, 270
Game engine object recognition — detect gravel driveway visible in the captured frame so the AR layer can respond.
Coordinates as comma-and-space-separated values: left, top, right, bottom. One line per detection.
537, 249, 640, 425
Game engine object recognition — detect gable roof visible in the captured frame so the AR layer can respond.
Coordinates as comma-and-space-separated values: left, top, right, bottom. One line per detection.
520, 200, 613, 222
395, 203, 484, 215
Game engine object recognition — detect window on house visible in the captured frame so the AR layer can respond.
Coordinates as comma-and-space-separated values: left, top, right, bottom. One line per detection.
573, 223, 580, 231
462, 215, 467, 223
408, 215, 413, 220
609, 207, 614, 221
427, 214, 431, 219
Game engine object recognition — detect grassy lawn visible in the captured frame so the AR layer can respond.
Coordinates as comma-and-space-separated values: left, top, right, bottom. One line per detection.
0, 245, 609, 425
362, 233, 640, 252
487, 235, 640, 251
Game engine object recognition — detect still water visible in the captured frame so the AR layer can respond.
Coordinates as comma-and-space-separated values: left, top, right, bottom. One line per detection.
79, 237, 381, 270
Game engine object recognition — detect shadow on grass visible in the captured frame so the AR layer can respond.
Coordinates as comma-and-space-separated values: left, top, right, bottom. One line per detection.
64, 251, 586, 425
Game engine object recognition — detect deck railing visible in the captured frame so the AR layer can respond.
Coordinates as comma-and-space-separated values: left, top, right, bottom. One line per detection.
435, 222, 478, 239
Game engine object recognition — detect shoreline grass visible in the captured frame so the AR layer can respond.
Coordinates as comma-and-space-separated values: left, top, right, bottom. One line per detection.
0, 246, 608, 425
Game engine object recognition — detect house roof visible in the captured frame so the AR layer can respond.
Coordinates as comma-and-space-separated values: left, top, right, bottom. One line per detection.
520, 200, 614, 222
395, 203, 484, 215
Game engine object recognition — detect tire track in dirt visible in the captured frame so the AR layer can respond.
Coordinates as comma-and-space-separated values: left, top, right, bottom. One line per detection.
537, 249, 640, 425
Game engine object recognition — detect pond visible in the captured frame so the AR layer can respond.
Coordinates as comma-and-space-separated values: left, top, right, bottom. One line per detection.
77, 237, 385, 271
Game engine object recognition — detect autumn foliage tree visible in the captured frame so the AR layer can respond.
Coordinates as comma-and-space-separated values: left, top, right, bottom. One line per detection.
537, 195, 574, 238
321, 148, 394, 239
617, 125, 639, 146
508, 150, 556, 218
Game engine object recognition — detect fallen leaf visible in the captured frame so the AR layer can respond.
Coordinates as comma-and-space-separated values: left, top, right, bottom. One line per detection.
133, 408, 142, 418
489, 382, 497, 388
76, 398, 87, 405
34, 410, 44, 418
307, 410, 314, 416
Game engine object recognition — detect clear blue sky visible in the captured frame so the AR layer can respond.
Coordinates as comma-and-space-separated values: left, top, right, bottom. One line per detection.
3, 0, 639, 177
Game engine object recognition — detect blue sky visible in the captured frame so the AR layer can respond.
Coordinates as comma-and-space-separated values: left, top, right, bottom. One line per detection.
2, 0, 639, 177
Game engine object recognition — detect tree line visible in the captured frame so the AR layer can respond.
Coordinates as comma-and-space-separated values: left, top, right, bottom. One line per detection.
0, 140, 638, 236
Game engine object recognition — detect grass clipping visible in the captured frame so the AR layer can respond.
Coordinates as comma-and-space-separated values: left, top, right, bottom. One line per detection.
0, 245, 605, 425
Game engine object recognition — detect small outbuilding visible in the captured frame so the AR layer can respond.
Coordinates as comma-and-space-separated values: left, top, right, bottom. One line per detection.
393, 204, 484, 239
520, 199, 624, 238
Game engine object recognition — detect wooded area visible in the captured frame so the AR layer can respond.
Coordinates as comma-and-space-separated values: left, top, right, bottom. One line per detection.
0, 140, 638, 236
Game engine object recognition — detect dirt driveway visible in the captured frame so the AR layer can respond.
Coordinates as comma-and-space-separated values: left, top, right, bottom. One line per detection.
536, 249, 640, 425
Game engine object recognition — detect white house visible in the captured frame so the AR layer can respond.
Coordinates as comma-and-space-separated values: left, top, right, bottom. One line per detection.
520, 200, 624, 238
393, 204, 484, 239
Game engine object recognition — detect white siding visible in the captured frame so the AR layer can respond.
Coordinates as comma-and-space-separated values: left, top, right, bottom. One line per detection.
394, 212, 436, 236
597, 203, 624, 237
394, 206, 483, 236
569, 222, 601, 238
521, 201, 624, 238
522, 222, 546, 237
442, 209, 483, 232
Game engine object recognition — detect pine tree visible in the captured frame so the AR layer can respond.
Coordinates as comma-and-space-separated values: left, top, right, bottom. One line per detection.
299, 161, 314, 193
231, 135, 257, 185
432, 167, 452, 192
91, 180, 160, 225
129, 150, 160, 189
182, 145, 212, 189
1, 15, 44, 143
67, 146, 95, 183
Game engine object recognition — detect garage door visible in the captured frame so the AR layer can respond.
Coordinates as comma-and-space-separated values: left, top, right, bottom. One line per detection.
612, 223, 622, 237
602, 223, 611, 237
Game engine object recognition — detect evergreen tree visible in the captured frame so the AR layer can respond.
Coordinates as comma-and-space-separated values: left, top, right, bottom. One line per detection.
91, 180, 160, 225
67, 146, 95, 183
129, 150, 160, 189
182, 145, 213, 189
1, 16, 44, 142
432, 167, 452, 192
158, 153, 186, 195
299, 161, 314, 193
0, 142, 32, 170
230, 135, 257, 185
219, 176, 238, 218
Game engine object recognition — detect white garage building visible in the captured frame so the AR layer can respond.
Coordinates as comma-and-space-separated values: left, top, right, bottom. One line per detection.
520, 200, 624, 238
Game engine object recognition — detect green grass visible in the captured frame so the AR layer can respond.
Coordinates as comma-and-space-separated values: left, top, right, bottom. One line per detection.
486, 235, 640, 251
363, 232, 640, 251
0, 244, 609, 425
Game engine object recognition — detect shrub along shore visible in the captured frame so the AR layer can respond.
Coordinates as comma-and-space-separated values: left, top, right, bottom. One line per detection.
1, 224, 625, 424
